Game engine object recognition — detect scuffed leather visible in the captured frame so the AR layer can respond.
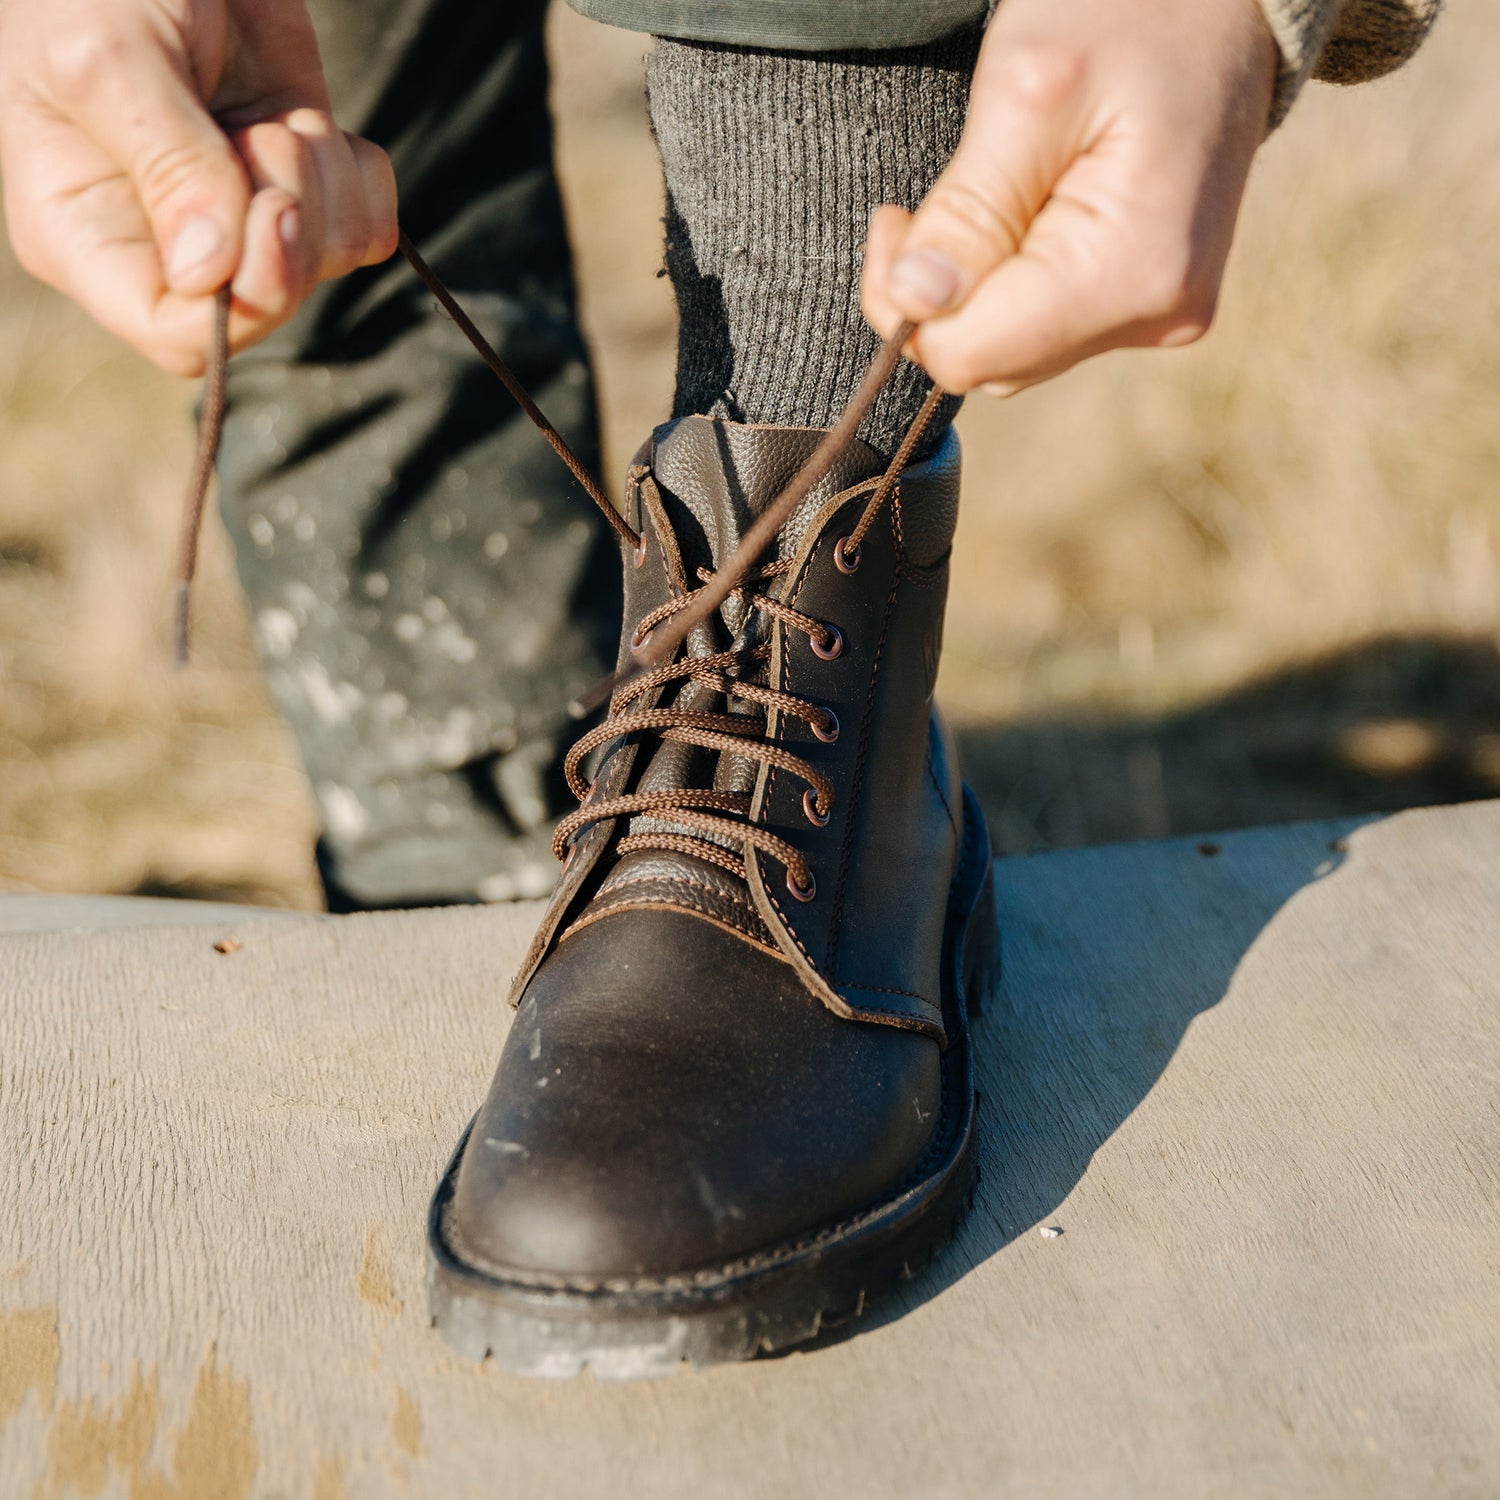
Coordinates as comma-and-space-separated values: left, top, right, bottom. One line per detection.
504, 451, 674, 1007
892, 458, 960, 569
450, 906, 940, 1280
648, 416, 886, 568
577, 852, 775, 948
747, 432, 962, 1040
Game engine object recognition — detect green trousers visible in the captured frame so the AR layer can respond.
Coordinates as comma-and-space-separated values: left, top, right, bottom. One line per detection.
570, 0, 988, 49
218, 0, 621, 910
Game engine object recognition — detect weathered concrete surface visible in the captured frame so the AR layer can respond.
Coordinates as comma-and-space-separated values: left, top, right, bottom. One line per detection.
0, 893, 314, 935
2, 803, 1497, 1497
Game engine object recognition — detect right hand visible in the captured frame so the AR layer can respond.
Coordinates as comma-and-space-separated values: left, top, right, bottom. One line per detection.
861, 0, 1275, 398
0, 0, 398, 376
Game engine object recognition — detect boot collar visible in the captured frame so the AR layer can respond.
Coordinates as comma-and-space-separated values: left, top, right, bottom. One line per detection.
507, 417, 962, 1045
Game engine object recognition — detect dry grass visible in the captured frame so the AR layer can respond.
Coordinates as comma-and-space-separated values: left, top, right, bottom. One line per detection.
0, 3, 1495, 905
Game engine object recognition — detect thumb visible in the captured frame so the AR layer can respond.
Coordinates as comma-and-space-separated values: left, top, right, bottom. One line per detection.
878, 45, 1086, 322
64, 29, 250, 294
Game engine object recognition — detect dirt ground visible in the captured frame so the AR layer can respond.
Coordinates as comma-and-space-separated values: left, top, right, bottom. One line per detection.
0, 5, 1496, 908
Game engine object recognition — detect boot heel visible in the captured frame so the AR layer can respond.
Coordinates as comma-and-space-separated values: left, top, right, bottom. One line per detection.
963, 857, 1000, 1018
948, 783, 999, 1020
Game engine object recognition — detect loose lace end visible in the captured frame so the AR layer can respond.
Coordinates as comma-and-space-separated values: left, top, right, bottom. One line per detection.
173, 284, 232, 667
567, 676, 617, 720
569, 320, 927, 715
173, 582, 192, 670
166, 239, 926, 725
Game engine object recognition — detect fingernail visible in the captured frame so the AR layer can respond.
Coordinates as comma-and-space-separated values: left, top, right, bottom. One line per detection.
980, 381, 1019, 399
278, 206, 301, 255
889, 247, 964, 315
166, 217, 224, 285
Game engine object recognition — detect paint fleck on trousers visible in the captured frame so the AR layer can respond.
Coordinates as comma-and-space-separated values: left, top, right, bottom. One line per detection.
216, 0, 619, 909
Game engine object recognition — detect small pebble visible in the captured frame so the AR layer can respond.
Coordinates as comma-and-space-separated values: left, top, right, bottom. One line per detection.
212, 938, 242, 956
1038, 1225, 1063, 1239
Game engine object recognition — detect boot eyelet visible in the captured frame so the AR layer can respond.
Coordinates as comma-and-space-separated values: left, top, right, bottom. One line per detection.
810, 624, 843, 661
802, 789, 831, 827
811, 709, 839, 744
834, 536, 862, 574
632, 531, 649, 569
787, 868, 817, 902
629, 623, 653, 652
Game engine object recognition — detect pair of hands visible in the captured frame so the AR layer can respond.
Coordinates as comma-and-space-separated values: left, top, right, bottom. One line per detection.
0, 0, 1276, 391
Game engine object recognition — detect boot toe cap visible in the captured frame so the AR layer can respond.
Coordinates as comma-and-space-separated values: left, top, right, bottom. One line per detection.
444, 907, 941, 1282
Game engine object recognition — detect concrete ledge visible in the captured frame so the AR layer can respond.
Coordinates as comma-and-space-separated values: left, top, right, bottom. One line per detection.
2, 803, 1497, 1496
0, 894, 317, 935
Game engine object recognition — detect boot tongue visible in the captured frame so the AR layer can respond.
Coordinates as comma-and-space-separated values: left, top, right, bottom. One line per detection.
649, 415, 885, 586
570, 417, 886, 943
642, 413, 887, 799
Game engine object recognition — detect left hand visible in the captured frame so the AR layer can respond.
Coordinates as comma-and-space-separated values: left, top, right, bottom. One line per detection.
0, 0, 398, 377
862, 0, 1278, 396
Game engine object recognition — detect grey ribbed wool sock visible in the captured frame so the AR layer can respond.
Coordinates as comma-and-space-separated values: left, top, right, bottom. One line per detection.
646, 25, 983, 460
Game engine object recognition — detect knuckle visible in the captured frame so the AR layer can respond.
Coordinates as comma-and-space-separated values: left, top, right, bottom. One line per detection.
1156, 294, 1217, 347
920, 343, 986, 395
6, 217, 47, 280
319, 248, 360, 281
365, 216, 400, 263
928, 177, 1017, 253
323, 213, 371, 277
991, 42, 1086, 113
155, 345, 206, 379
860, 291, 899, 340
366, 143, 398, 201
284, 107, 336, 142
1130, 243, 1202, 325
236, 280, 293, 331
44, 28, 130, 99
242, 119, 297, 166
135, 139, 217, 212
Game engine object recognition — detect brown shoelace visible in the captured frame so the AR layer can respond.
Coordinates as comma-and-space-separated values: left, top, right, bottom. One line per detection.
173, 282, 232, 664
175, 231, 943, 896
553, 547, 846, 894
551, 397, 943, 899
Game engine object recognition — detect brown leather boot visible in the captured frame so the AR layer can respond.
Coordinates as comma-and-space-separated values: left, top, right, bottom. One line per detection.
427, 415, 996, 1377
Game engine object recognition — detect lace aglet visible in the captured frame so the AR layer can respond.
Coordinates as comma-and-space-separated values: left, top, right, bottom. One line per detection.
569, 615, 676, 718
568, 665, 629, 720
173, 582, 192, 669
171, 284, 230, 669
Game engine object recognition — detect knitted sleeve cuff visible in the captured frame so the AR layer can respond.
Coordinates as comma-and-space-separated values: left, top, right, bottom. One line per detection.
1258, 0, 1444, 127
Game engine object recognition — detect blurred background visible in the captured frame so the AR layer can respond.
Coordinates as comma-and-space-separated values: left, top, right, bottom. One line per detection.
0, 4, 1495, 909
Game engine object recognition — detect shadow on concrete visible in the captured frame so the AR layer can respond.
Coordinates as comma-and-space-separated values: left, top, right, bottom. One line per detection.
794, 809, 1383, 1359
951, 632, 1500, 859
787, 633, 1500, 1355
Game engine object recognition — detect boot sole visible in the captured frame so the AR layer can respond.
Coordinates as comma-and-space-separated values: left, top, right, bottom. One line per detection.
424, 783, 997, 1379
